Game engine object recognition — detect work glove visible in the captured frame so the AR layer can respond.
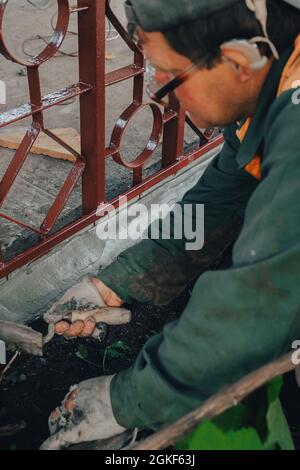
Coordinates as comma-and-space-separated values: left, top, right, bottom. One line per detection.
43, 277, 131, 341
40, 375, 127, 450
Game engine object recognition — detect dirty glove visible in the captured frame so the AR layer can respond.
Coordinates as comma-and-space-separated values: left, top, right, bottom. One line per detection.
43, 277, 129, 340
40, 376, 126, 450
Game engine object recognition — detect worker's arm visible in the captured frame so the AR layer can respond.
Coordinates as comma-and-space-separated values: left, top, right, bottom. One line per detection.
45, 126, 257, 336
110, 91, 300, 430
99, 124, 258, 305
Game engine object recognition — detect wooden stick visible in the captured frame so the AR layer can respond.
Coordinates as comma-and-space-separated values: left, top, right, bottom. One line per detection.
68, 431, 132, 451
0, 421, 26, 437
132, 353, 296, 450
0, 351, 20, 385
70, 308, 132, 326
0, 321, 43, 357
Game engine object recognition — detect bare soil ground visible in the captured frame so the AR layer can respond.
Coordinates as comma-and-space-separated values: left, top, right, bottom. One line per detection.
0, 294, 189, 450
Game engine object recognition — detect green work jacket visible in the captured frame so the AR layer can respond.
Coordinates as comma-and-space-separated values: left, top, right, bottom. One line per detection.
100, 47, 300, 430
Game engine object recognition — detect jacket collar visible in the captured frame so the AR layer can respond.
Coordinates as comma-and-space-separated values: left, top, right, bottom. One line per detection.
236, 46, 293, 169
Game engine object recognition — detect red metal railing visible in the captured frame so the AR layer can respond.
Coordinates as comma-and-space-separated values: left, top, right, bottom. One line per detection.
0, 0, 223, 280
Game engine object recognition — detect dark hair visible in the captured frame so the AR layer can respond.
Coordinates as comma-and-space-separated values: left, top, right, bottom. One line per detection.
163, 0, 300, 69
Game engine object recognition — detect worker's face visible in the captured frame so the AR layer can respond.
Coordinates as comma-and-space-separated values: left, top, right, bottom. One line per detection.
137, 29, 272, 128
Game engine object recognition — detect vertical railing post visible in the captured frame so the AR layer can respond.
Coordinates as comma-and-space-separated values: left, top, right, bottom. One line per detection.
161, 95, 185, 168
78, 0, 106, 214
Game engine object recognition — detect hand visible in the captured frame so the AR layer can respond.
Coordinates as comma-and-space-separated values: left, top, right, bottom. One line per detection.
40, 376, 126, 450
44, 278, 129, 340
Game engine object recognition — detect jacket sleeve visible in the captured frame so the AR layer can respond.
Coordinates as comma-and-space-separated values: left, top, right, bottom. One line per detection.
99, 125, 258, 305
110, 91, 300, 430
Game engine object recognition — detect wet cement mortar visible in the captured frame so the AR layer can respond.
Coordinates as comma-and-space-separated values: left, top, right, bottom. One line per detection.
1, 249, 300, 450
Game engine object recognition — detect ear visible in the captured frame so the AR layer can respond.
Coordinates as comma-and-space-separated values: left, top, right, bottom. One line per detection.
221, 48, 253, 82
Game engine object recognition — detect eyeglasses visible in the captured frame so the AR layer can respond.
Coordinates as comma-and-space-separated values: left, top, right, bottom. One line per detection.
144, 58, 218, 143
145, 59, 200, 106
129, 23, 201, 107
130, 34, 217, 141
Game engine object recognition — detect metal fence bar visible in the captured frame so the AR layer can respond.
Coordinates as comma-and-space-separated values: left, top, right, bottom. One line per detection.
78, 0, 106, 214
0, 0, 224, 281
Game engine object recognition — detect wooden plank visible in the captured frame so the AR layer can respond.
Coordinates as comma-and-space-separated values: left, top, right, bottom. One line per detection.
0, 128, 80, 162
0, 320, 43, 356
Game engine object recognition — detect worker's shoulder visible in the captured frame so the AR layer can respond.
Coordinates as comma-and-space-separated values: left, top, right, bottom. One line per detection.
264, 88, 300, 161
265, 88, 300, 135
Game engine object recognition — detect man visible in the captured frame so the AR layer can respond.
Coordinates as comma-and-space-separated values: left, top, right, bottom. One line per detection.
41, 0, 300, 449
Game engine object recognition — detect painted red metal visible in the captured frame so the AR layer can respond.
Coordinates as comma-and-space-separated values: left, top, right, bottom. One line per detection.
0, 0, 70, 67
0, 0, 224, 280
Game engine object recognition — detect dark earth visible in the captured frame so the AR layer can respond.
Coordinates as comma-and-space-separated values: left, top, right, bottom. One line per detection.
1, 249, 300, 450
0, 294, 190, 450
